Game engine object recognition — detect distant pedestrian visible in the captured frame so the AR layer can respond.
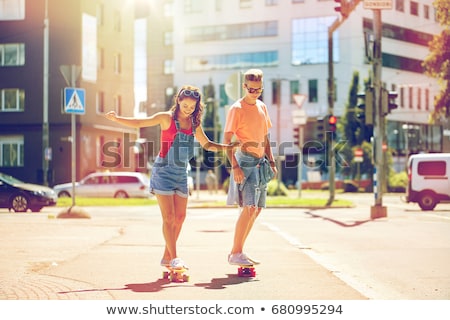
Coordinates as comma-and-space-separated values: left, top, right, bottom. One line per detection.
205, 169, 217, 194
105, 85, 238, 270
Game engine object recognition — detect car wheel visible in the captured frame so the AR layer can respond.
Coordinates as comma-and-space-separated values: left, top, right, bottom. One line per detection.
10, 194, 29, 212
418, 191, 437, 211
58, 191, 71, 198
114, 190, 129, 198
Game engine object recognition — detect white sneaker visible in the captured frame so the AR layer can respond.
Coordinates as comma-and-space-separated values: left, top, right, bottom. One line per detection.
246, 254, 261, 265
160, 258, 170, 267
170, 258, 188, 269
228, 253, 253, 266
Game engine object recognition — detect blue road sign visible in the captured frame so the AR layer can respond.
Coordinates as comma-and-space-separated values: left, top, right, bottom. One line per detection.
64, 87, 85, 114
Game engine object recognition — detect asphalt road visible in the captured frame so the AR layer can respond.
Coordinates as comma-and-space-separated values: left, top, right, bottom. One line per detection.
0, 192, 449, 301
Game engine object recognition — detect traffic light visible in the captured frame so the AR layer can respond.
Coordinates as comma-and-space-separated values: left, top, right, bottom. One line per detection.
316, 117, 325, 141
356, 87, 374, 125
334, 0, 349, 18
328, 114, 337, 133
382, 88, 398, 115
293, 126, 300, 146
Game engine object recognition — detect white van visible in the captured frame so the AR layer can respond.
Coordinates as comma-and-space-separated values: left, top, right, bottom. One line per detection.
406, 153, 450, 210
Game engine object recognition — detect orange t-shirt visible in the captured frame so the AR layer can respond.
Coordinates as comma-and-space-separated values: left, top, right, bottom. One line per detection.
224, 99, 272, 158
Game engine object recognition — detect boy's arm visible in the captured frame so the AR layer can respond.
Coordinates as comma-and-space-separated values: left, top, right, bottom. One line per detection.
264, 134, 278, 173
223, 131, 239, 168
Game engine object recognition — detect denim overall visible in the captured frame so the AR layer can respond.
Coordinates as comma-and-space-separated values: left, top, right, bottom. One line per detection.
150, 119, 195, 197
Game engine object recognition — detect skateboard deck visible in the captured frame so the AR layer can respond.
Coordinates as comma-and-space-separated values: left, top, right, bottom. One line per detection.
237, 265, 256, 277
162, 266, 189, 282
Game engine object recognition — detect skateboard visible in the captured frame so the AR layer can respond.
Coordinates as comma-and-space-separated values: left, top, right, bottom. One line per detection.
162, 266, 189, 282
237, 265, 256, 277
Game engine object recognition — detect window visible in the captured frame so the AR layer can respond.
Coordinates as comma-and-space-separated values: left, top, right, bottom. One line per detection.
425, 88, 429, 110
114, 11, 121, 32
417, 88, 421, 110
292, 16, 339, 65
164, 59, 174, 74
292, 0, 305, 3
97, 3, 104, 26
97, 91, 105, 113
395, 0, 404, 12
424, 4, 430, 19
308, 79, 318, 103
114, 53, 122, 74
408, 87, 413, 109
185, 0, 203, 13
0, 135, 24, 167
164, 2, 173, 17
98, 47, 104, 70
418, 161, 446, 176
114, 95, 122, 115
1, 88, 24, 111
290, 80, 300, 103
0, 43, 25, 66
240, 0, 252, 8
410, 1, 418, 16
0, 0, 25, 20
164, 31, 173, 46
185, 21, 278, 42
266, 0, 278, 5
185, 51, 278, 72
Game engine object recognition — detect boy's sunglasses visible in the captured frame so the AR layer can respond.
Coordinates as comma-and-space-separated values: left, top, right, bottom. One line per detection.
245, 84, 263, 94
179, 89, 200, 99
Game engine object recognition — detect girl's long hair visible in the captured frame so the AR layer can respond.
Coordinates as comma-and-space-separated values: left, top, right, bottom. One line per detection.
170, 85, 203, 129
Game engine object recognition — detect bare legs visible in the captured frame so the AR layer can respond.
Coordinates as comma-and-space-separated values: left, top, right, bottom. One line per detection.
230, 205, 262, 254
156, 194, 188, 262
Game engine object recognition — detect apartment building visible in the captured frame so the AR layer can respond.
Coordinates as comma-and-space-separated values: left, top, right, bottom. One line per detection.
168, 0, 446, 182
0, 0, 148, 185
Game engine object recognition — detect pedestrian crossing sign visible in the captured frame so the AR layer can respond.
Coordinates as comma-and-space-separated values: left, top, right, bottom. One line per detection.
64, 87, 85, 114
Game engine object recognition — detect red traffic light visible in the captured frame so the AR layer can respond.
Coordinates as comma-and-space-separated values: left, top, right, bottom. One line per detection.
328, 115, 337, 125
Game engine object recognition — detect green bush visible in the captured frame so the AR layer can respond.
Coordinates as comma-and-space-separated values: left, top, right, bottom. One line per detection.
388, 171, 408, 192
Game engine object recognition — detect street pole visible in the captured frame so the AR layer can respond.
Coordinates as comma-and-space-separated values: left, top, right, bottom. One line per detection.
42, 0, 49, 185
276, 79, 282, 195
327, 18, 340, 206
371, 9, 387, 218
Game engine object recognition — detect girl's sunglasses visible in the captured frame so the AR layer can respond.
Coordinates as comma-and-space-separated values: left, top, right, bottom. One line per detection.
179, 89, 200, 99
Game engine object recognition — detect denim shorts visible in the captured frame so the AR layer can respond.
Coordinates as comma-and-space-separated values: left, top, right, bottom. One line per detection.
150, 164, 189, 198
236, 151, 267, 208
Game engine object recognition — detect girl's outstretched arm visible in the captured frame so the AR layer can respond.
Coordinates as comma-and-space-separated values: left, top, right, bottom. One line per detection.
104, 111, 172, 129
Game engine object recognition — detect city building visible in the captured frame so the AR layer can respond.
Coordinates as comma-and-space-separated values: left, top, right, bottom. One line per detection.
0, 0, 147, 185
169, 0, 447, 184
1, 0, 447, 188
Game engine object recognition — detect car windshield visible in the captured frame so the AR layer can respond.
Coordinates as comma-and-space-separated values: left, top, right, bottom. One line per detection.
0, 172, 24, 185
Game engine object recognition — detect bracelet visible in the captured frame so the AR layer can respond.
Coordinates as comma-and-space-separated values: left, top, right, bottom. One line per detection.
232, 165, 240, 169
269, 160, 276, 166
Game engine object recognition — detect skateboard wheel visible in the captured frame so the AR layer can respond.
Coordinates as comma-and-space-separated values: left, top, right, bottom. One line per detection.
162, 271, 169, 279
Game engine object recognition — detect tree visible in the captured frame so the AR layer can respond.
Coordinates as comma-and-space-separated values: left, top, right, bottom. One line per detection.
422, 0, 450, 122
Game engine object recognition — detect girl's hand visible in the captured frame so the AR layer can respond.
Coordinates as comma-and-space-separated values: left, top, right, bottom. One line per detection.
104, 111, 117, 121
229, 141, 240, 148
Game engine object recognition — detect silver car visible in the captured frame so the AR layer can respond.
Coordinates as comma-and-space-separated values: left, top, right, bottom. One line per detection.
53, 172, 150, 198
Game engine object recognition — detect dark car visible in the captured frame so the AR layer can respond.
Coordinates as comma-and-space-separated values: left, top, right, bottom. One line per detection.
0, 172, 57, 212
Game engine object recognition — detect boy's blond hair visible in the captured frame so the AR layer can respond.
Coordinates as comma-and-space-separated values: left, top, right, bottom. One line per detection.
244, 69, 263, 83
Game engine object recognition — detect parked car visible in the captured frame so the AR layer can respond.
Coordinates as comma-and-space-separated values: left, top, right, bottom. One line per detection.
406, 153, 450, 210
53, 172, 150, 198
0, 172, 57, 212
